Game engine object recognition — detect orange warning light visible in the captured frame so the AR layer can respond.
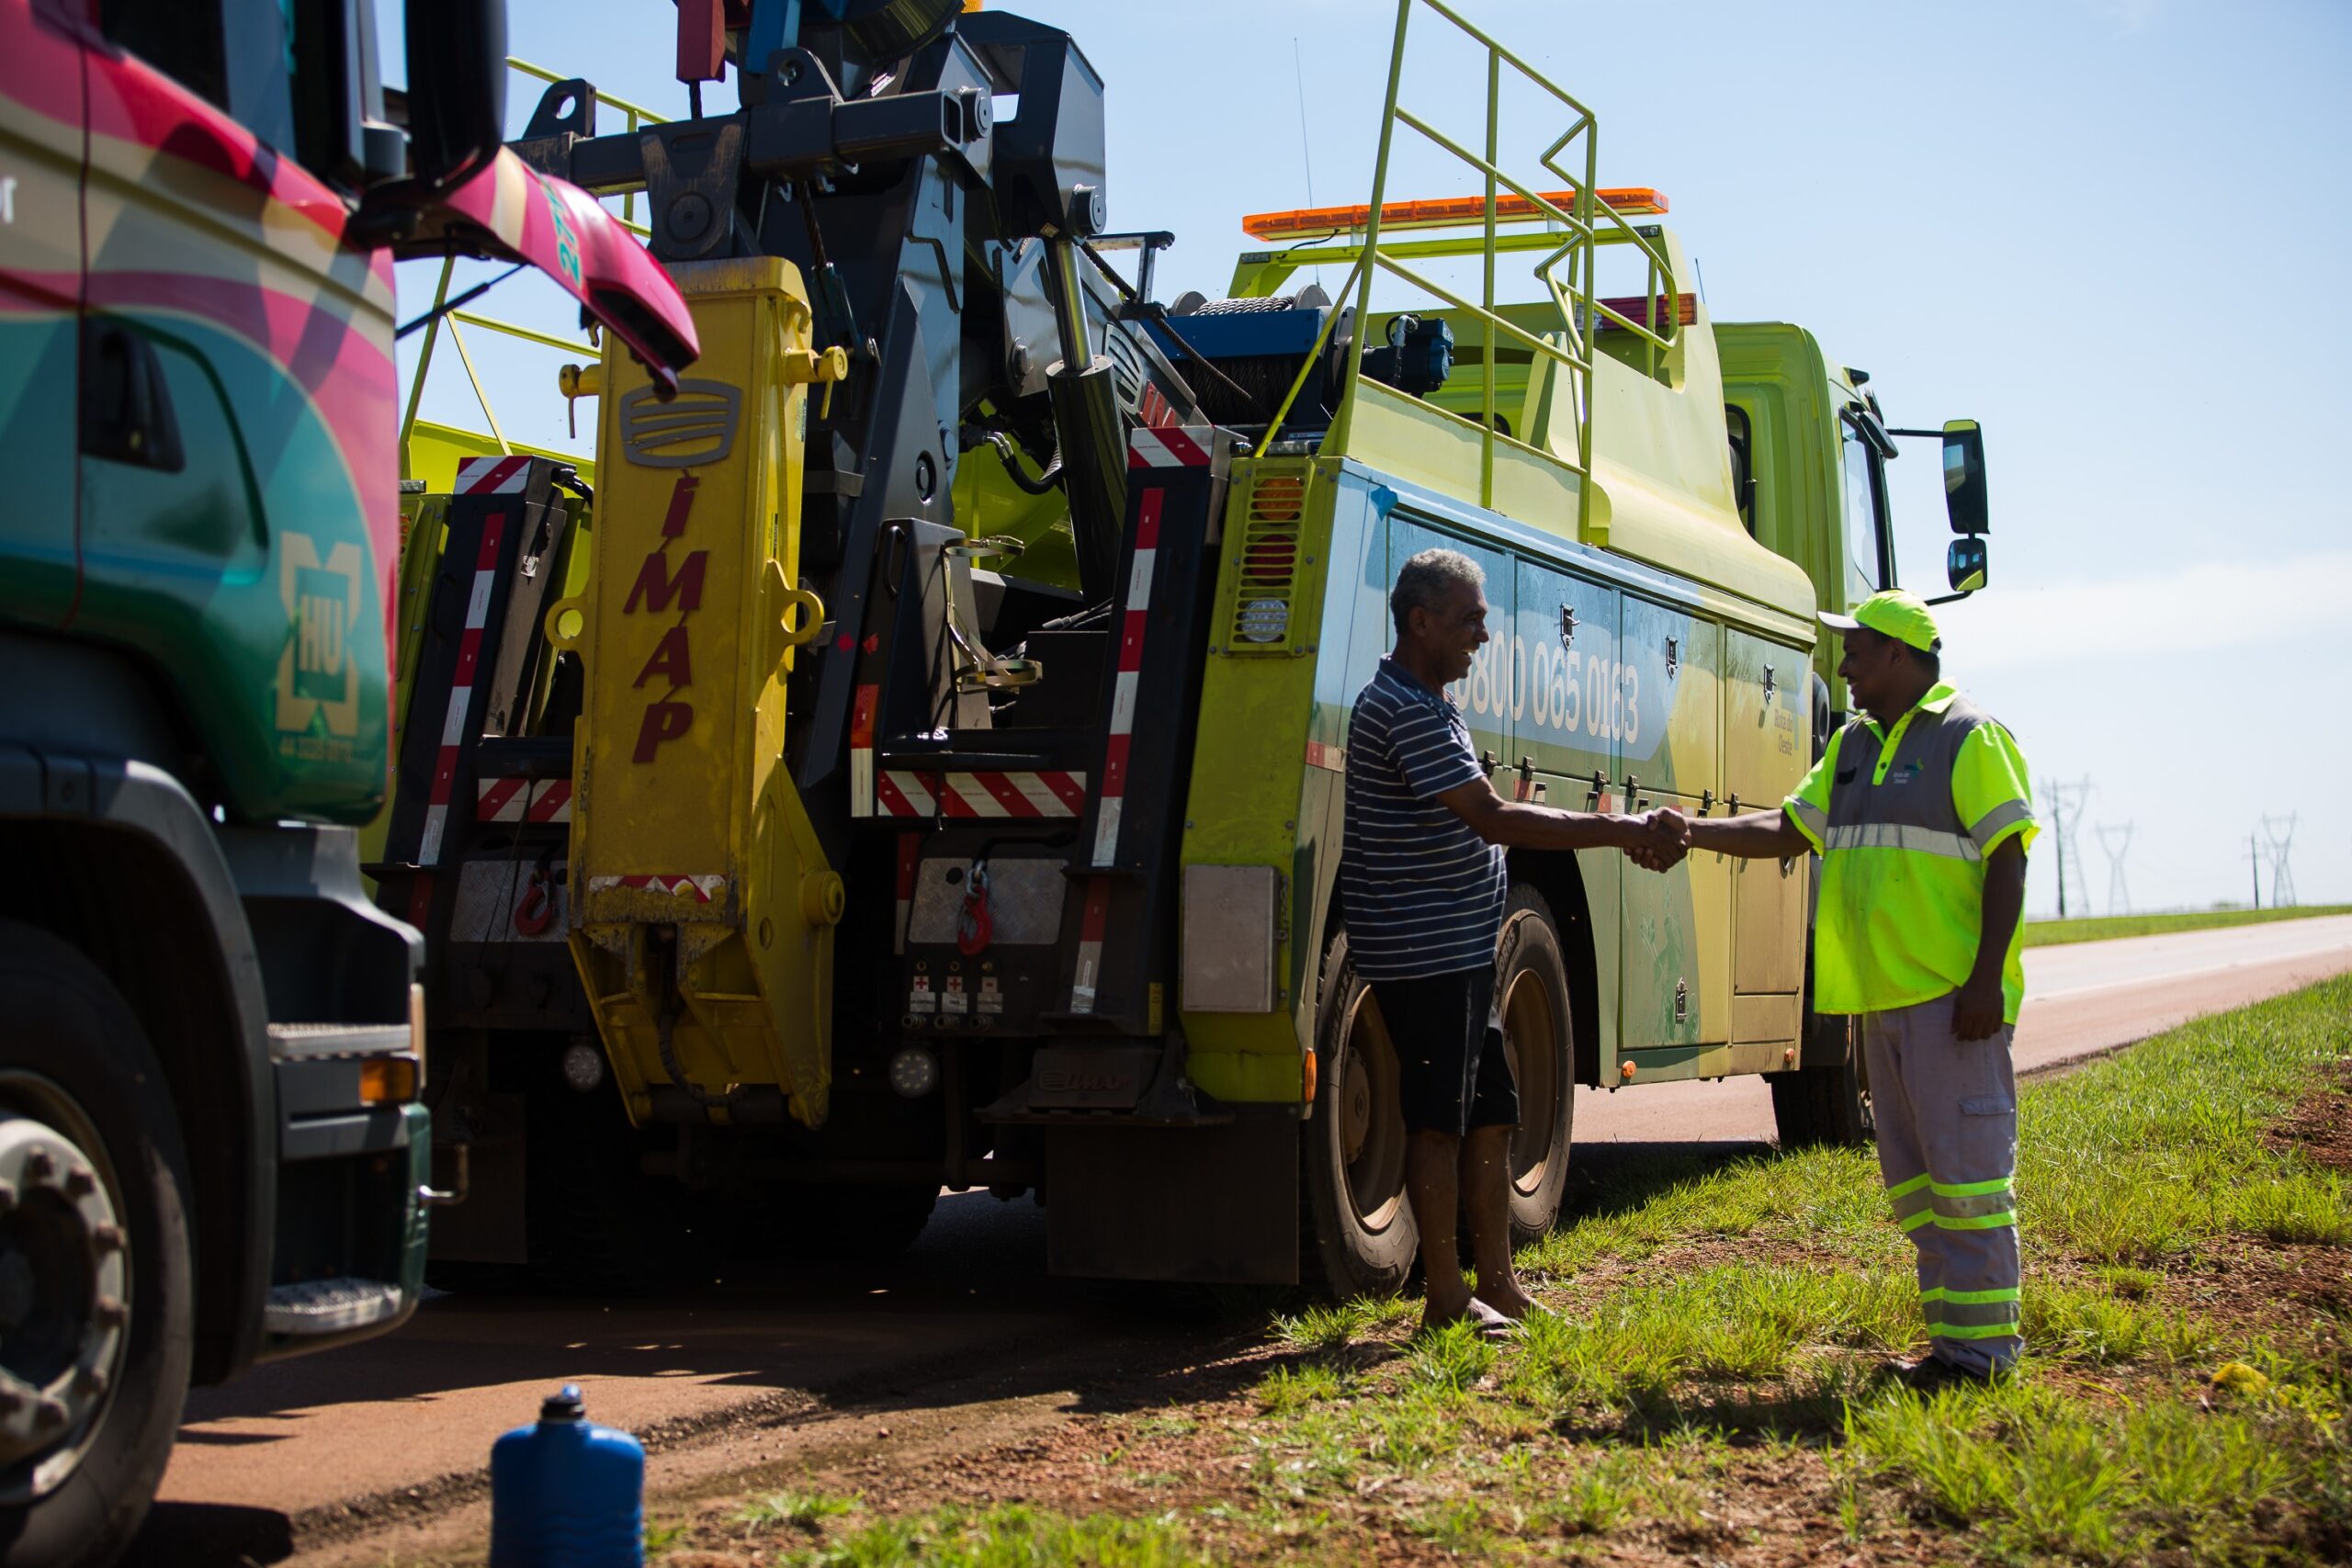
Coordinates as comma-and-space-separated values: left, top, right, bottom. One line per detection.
1242, 187, 1667, 242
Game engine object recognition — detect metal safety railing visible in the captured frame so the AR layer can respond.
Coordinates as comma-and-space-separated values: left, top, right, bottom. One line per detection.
502, 56, 667, 236
398, 57, 670, 475
1261, 0, 1684, 526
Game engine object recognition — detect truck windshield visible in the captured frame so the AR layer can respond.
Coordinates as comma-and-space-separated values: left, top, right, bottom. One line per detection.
1838, 407, 1893, 602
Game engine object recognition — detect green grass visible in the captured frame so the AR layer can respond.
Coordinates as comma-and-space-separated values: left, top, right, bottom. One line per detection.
1841, 1379, 2323, 1563
775, 1504, 1211, 1567
737, 1488, 861, 1529
2022, 902, 2351, 946
1222, 977, 2352, 1562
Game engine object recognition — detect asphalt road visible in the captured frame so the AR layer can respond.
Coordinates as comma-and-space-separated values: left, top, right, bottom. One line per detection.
1572, 914, 2352, 1144
131, 914, 2352, 1564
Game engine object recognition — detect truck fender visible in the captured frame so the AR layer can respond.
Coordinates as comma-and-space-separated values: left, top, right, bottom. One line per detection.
0, 745, 276, 1386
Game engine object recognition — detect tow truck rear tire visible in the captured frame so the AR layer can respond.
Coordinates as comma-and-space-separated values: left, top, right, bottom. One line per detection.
798, 1184, 938, 1261
0, 922, 194, 1568
1495, 886, 1574, 1247
1301, 926, 1418, 1299
1769, 1011, 1873, 1149
525, 1077, 696, 1296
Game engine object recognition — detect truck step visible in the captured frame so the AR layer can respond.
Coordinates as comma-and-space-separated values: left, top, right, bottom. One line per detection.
266, 1022, 414, 1058
264, 1277, 405, 1337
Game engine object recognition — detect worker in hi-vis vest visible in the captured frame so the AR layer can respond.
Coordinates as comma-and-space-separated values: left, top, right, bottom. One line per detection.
1679, 588, 2034, 1387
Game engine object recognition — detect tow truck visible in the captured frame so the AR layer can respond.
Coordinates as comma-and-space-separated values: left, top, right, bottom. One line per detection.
390, 0, 1991, 1296
0, 0, 696, 1559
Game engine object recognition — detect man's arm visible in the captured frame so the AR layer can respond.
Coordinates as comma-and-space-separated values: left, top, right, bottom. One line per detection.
1436, 776, 1684, 856
1684, 807, 1814, 860
1951, 837, 2026, 1041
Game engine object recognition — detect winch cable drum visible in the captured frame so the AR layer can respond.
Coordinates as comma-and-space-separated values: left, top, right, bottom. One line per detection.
1167, 284, 1333, 317
1158, 285, 1352, 430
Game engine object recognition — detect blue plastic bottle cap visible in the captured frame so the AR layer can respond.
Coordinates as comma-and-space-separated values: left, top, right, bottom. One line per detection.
540, 1384, 586, 1423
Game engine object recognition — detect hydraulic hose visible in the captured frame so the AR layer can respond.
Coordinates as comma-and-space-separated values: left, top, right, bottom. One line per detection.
984, 431, 1063, 495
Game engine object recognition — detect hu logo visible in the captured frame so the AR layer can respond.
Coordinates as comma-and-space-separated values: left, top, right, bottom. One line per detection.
276, 531, 361, 739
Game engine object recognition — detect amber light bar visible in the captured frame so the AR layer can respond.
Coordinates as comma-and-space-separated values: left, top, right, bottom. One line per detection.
1241, 187, 1667, 242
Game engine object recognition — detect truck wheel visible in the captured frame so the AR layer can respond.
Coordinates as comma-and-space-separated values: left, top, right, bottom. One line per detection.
795, 1185, 938, 1261
0, 923, 194, 1568
1495, 886, 1574, 1247
1300, 927, 1417, 1299
525, 1076, 698, 1296
1769, 1011, 1874, 1149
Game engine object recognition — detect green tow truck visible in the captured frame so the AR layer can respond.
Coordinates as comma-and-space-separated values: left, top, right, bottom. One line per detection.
384, 0, 1991, 1297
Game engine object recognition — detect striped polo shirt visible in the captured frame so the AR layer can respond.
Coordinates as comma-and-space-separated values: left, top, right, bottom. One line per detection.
1340, 657, 1508, 980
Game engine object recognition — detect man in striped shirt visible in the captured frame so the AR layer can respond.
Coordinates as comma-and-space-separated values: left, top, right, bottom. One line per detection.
1343, 548, 1687, 1334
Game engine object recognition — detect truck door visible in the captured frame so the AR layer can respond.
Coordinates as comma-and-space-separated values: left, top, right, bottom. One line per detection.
1511, 556, 1621, 1054
1617, 595, 1726, 1050
1724, 629, 1809, 1049
74, 0, 397, 822
0, 0, 88, 629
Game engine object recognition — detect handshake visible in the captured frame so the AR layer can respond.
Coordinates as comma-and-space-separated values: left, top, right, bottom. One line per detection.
1622, 807, 1690, 873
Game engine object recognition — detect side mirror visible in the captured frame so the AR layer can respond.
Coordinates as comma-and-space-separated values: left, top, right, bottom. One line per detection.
403, 0, 508, 195
1947, 536, 1988, 593
1941, 418, 1988, 536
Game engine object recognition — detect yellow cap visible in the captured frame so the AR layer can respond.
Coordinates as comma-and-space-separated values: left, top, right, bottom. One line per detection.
1819, 589, 1939, 653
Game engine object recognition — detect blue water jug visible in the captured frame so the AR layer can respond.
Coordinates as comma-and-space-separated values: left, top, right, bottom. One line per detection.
489, 1384, 645, 1567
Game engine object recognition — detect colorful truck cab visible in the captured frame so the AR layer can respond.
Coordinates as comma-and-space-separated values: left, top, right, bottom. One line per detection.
0, 1, 695, 1561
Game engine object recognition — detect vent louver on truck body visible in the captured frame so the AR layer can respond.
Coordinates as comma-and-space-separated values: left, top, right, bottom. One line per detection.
1228, 469, 1307, 651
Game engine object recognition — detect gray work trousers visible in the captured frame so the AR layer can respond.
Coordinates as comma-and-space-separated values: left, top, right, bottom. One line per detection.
1861, 996, 2022, 1374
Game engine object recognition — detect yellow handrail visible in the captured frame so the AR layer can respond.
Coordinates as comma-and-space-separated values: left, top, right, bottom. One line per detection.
1317, 0, 1685, 524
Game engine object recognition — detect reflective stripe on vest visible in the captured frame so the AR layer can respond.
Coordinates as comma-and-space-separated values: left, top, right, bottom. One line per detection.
1824, 823, 1983, 861
1968, 797, 2033, 852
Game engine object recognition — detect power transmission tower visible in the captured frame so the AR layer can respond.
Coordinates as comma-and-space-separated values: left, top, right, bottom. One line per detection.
2041, 777, 2093, 919
2263, 813, 2299, 908
2096, 822, 2133, 916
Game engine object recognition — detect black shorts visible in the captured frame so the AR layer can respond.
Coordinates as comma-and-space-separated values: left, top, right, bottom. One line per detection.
1370, 965, 1519, 1138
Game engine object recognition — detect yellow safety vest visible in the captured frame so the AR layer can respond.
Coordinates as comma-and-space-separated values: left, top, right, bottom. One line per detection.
1783, 683, 2037, 1021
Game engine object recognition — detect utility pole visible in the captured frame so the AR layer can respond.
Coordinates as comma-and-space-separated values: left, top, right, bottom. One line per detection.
2246, 831, 2263, 909
2096, 822, 2133, 916
2041, 777, 2092, 919
2262, 813, 2299, 908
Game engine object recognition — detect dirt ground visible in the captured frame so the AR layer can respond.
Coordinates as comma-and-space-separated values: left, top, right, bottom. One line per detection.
276, 1153, 2352, 1567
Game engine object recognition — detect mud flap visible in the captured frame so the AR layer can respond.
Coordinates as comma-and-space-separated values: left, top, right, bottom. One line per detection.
1043, 1112, 1298, 1284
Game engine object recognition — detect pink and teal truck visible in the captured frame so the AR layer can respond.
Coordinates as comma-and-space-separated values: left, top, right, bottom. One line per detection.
0, 0, 695, 1560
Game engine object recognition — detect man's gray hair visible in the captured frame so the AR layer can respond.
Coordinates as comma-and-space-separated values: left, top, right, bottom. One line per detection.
1391, 547, 1485, 637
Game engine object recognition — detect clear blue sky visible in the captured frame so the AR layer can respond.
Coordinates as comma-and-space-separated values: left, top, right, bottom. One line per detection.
382, 0, 2352, 916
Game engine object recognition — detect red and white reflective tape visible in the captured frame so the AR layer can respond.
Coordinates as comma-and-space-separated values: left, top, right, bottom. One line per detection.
1091, 481, 1162, 867
874, 770, 1086, 818
411, 511, 509, 927
474, 777, 573, 823
456, 455, 531, 494
849, 682, 879, 818
585, 874, 725, 903
1125, 424, 1212, 468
